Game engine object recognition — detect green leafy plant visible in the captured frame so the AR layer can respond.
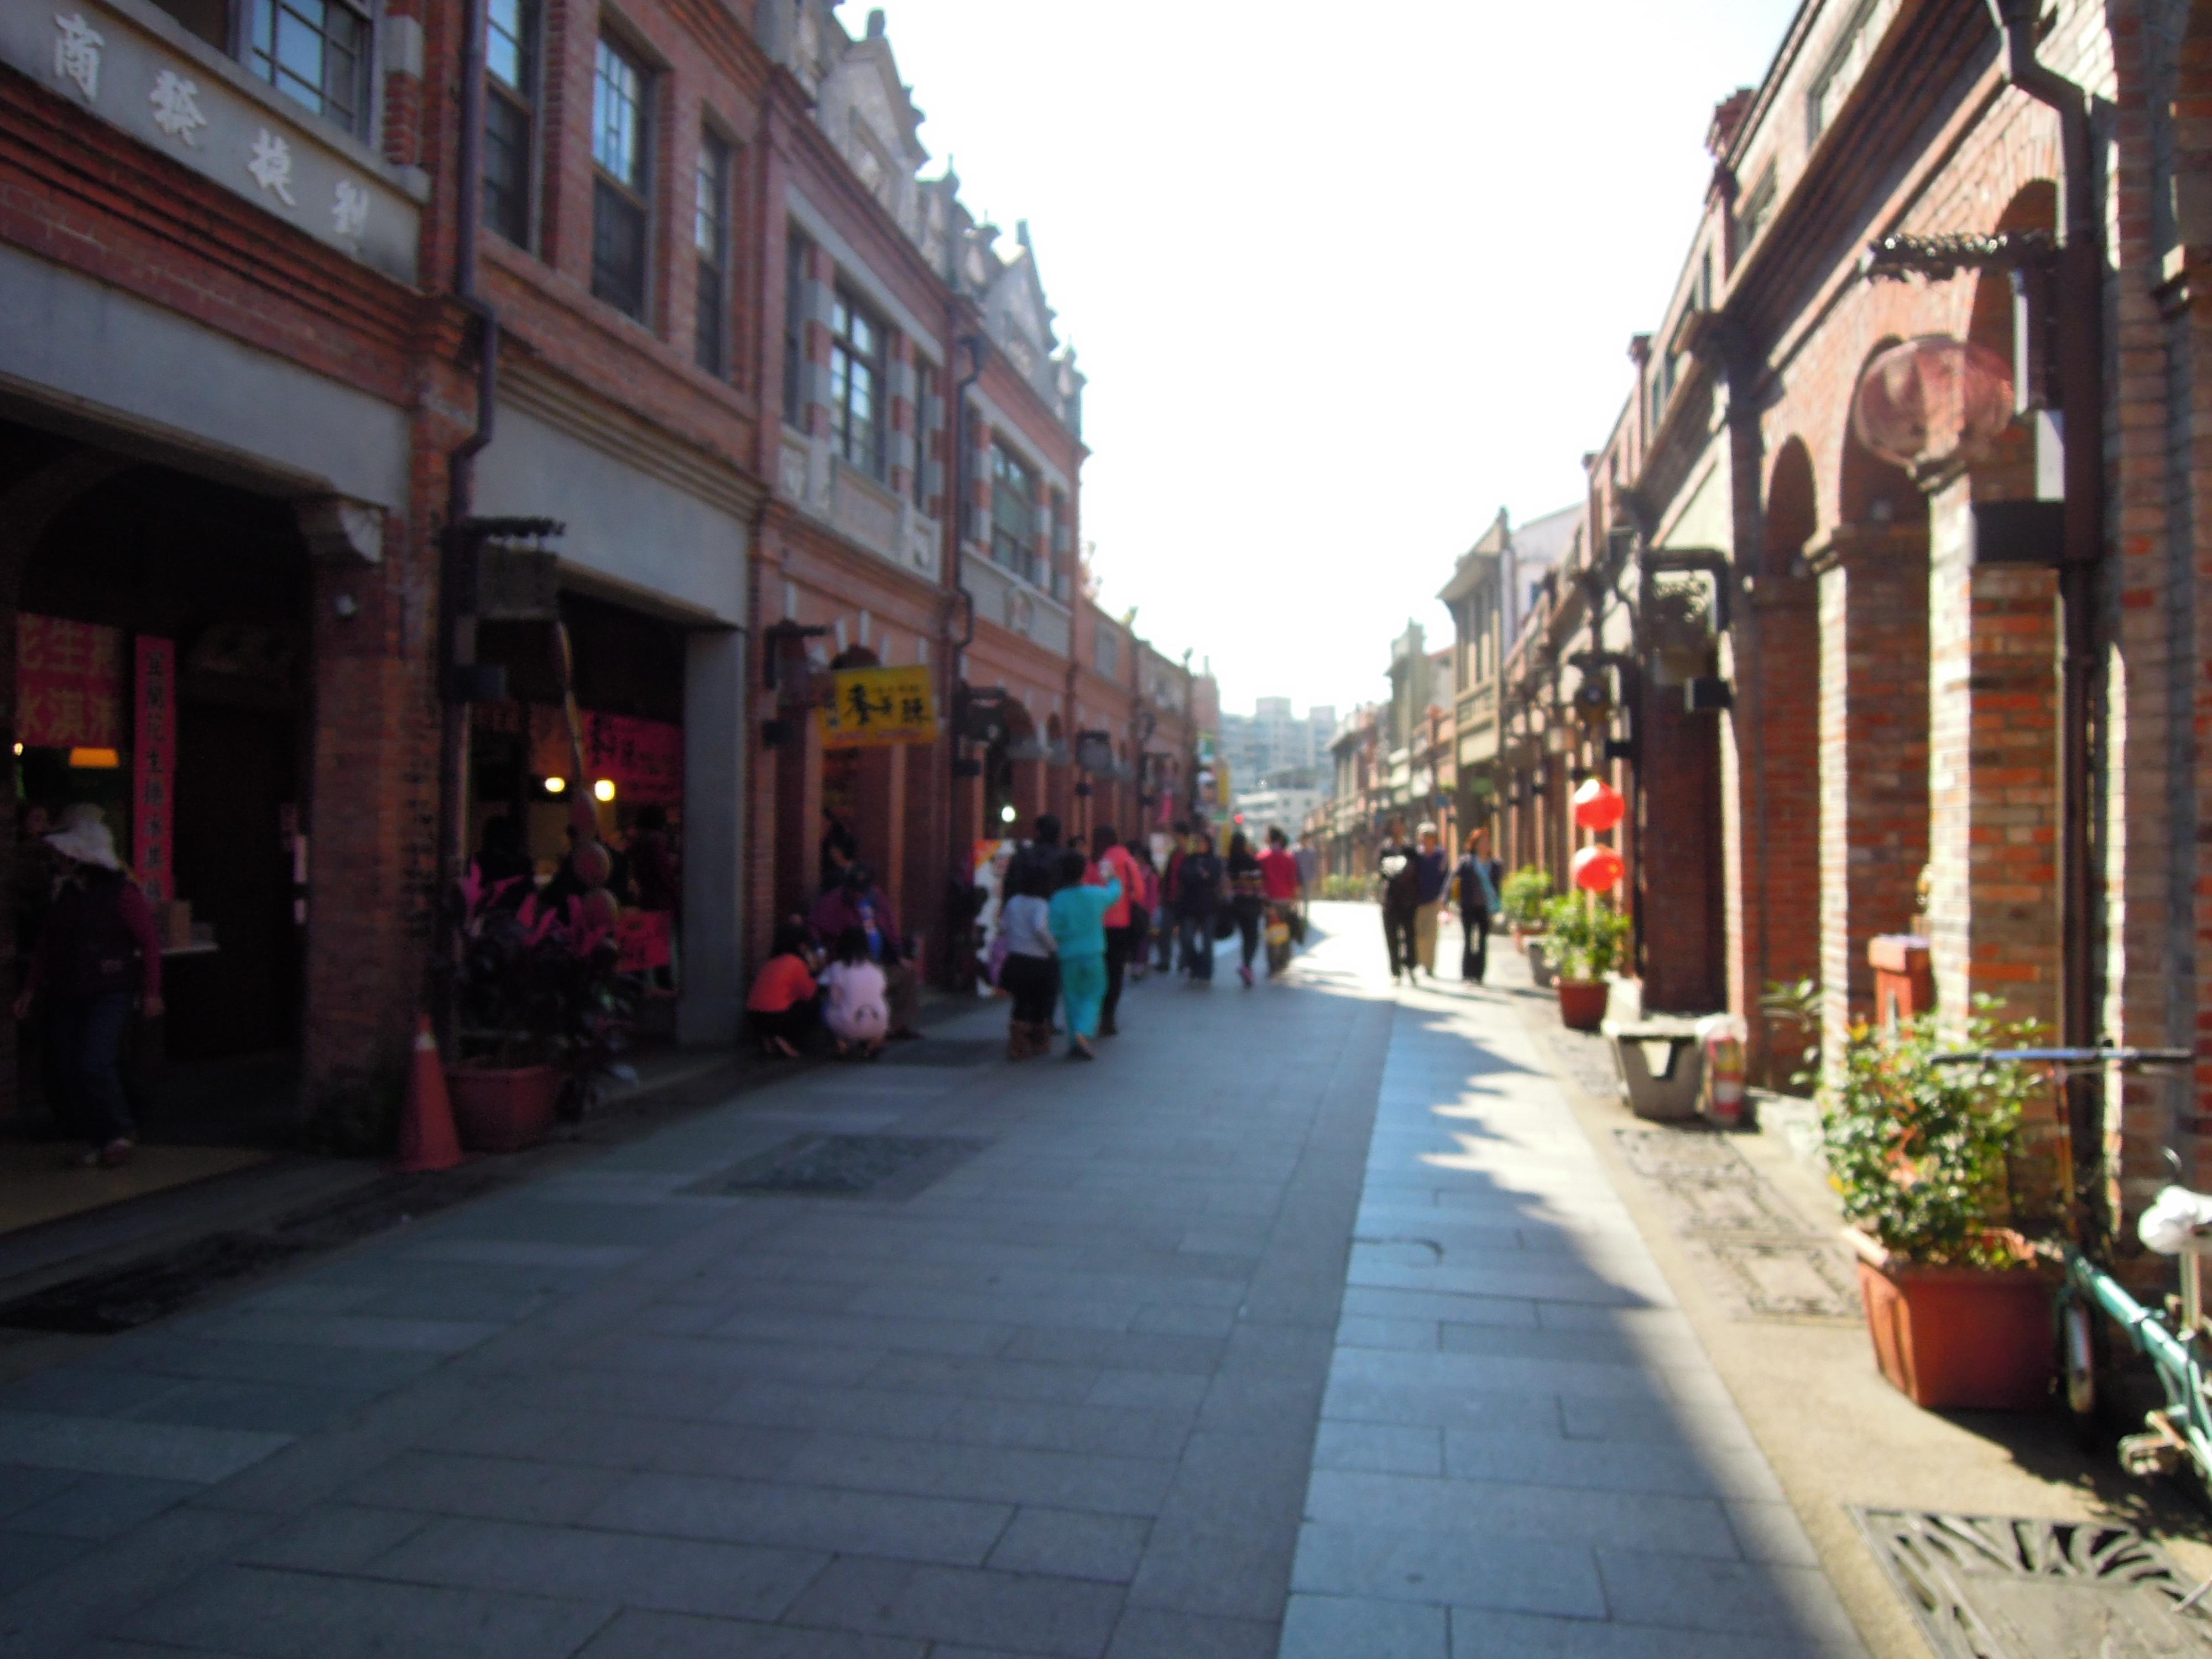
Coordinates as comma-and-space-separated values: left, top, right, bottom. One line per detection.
1319, 873, 1375, 902
1760, 977, 1823, 1092
1542, 894, 1631, 982
1501, 867, 1553, 931
1819, 1000, 2048, 1268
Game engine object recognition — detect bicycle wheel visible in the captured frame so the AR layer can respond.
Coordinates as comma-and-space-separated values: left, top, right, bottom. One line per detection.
2062, 1293, 2095, 1417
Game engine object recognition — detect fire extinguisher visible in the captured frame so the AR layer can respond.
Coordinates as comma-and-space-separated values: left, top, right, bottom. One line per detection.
1697, 1014, 1747, 1128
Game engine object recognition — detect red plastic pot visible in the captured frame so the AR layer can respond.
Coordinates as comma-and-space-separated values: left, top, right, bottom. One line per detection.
1556, 979, 1609, 1032
446, 1065, 562, 1154
1846, 1229, 2055, 1410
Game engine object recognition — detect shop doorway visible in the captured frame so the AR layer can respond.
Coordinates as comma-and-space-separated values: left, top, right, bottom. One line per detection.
2, 425, 310, 1224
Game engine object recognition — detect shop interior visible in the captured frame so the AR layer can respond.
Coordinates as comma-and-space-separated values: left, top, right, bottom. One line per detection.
2, 418, 312, 1229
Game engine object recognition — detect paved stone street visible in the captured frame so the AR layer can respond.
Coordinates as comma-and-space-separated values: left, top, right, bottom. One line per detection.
0, 905, 1864, 1658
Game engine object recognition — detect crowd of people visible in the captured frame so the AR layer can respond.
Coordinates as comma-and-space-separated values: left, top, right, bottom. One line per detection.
981, 812, 1307, 1062
742, 810, 1314, 1067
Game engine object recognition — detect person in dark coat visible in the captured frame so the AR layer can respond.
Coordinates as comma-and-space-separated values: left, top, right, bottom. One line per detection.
14, 821, 161, 1167
1376, 818, 1423, 983
1173, 827, 1223, 983
1453, 827, 1502, 984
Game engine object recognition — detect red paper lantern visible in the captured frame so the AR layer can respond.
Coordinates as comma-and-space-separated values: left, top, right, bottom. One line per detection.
1572, 778, 1625, 832
1572, 844, 1624, 893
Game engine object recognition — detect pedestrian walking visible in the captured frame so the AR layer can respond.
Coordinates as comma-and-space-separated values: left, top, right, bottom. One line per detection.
1377, 818, 1422, 983
1412, 821, 1450, 976
1047, 849, 1120, 1060
1225, 831, 1266, 988
1156, 821, 1188, 974
995, 860, 1060, 1060
1173, 826, 1223, 983
1092, 825, 1144, 1034
1127, 847, 1158, 983
747, 921, 819, 1057
1258, 826, 1304, 974
1004, 812, 1063, 902
1453, 827, 1503, 984
13, 820, 161, 1167
818, 925, 889, 1058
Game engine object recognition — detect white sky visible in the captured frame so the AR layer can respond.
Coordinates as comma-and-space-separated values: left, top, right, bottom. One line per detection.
873, 0, 1803, 722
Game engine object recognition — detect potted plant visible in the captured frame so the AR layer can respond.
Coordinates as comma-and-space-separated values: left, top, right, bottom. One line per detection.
1544, 894, 1629, 1031
1502, 867, 1552, 940
448, 863, 639, 1152
1822, 1002, 2057, 1410
1646, 580, 1713, 686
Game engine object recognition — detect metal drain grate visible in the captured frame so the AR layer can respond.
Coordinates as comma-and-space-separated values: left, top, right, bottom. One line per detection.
1855, 1509, 2212, 1657
871, 1039, 1006, 1067
698, 1134, 987, 1199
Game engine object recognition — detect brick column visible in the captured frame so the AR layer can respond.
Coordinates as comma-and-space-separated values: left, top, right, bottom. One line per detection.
1812, 524, 1930, 1077
1926, 478, 2062, 1025
1730, 576, 1820, 1081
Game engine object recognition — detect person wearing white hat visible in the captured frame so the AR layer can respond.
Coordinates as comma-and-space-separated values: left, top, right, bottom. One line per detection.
12, 818, 161, 1168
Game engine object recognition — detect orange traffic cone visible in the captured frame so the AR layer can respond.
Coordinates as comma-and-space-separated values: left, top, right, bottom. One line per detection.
397, 1015, 465, 1172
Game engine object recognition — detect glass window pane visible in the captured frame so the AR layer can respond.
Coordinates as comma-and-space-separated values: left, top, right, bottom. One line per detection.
593, 41, 644, 188
695, 260, 724, 374
483, 92, 531, 244
591, 180, 648, 318
487, 0, 530, 91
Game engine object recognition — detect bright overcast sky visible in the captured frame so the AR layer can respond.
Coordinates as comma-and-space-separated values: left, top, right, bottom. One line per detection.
874, 0, 1802, 722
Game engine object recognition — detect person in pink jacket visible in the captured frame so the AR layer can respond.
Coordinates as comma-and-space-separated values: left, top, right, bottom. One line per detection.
1090, 825, 1145, 1036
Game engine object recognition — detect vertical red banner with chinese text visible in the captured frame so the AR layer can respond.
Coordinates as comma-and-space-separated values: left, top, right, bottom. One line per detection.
133, 637, 175, 907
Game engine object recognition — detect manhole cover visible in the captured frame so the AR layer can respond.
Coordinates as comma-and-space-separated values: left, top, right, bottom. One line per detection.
870, 1039, 1005, 1067
1855, 1510, 2212, 1657
696, 1135, 987, 1199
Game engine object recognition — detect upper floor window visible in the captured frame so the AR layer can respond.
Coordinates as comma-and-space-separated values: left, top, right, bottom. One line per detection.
830, 291, 885, 478
782, 231, 811, 426
483, 0, 537, 246
1734, 167, 1776, 259
1097, 628, 1119, 679
694, 134, 732, 374
990, 443, 1038, 583
1048, 492, 1068, 601
591, 38, 651, 320
248, 0, 371, 137
912, 359, 937, 510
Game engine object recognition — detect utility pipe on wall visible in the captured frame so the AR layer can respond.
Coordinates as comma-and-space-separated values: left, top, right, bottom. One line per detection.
1986, 0, 2106, 1225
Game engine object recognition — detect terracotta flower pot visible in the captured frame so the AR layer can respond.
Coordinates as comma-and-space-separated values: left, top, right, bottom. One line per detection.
446, 1065, 562, 1154
1845, 1228, 2055, 1410
1557, 979, 1609, 1032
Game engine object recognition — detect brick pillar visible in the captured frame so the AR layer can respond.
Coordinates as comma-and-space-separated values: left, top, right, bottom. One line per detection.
1812, 524, 1930, 1077
1639, 691, 1723, 1012
302, 539, 439, 1135
773, 722, 823, 931
1731, 576, 1821, 1082
1927, 478, 2067, 1218
1926, 478, 2062, 1026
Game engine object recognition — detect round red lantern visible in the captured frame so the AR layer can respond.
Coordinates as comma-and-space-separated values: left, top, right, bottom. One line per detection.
1572, 778, 1625, 833
1572, 844, 1624, 893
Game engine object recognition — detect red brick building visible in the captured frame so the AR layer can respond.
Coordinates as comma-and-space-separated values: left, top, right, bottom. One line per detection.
1475, 0, 2212, 1237
0, 0, 1201, 1160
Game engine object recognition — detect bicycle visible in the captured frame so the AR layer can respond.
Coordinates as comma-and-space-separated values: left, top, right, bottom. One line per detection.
1933, 1045, 2203, 1496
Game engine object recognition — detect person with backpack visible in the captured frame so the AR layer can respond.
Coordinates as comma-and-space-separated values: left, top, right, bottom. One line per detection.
1376, 818, 1423, 984
13, 820, 161, 1167
1453, 827, 1503, 984
1173, 826, 1224, 984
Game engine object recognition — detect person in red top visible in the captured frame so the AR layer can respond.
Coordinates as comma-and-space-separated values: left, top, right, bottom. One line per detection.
13, 820, 161, 1167
1257, 827, 1302, 902
745, 921, 818, 1057
1090, 826, 1145, 1036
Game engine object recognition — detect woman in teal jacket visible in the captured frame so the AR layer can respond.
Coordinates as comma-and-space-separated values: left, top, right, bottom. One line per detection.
1047, 849, 1121, 1061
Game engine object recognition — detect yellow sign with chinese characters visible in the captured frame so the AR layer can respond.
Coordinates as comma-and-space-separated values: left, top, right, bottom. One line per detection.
818, 665, 939, 748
